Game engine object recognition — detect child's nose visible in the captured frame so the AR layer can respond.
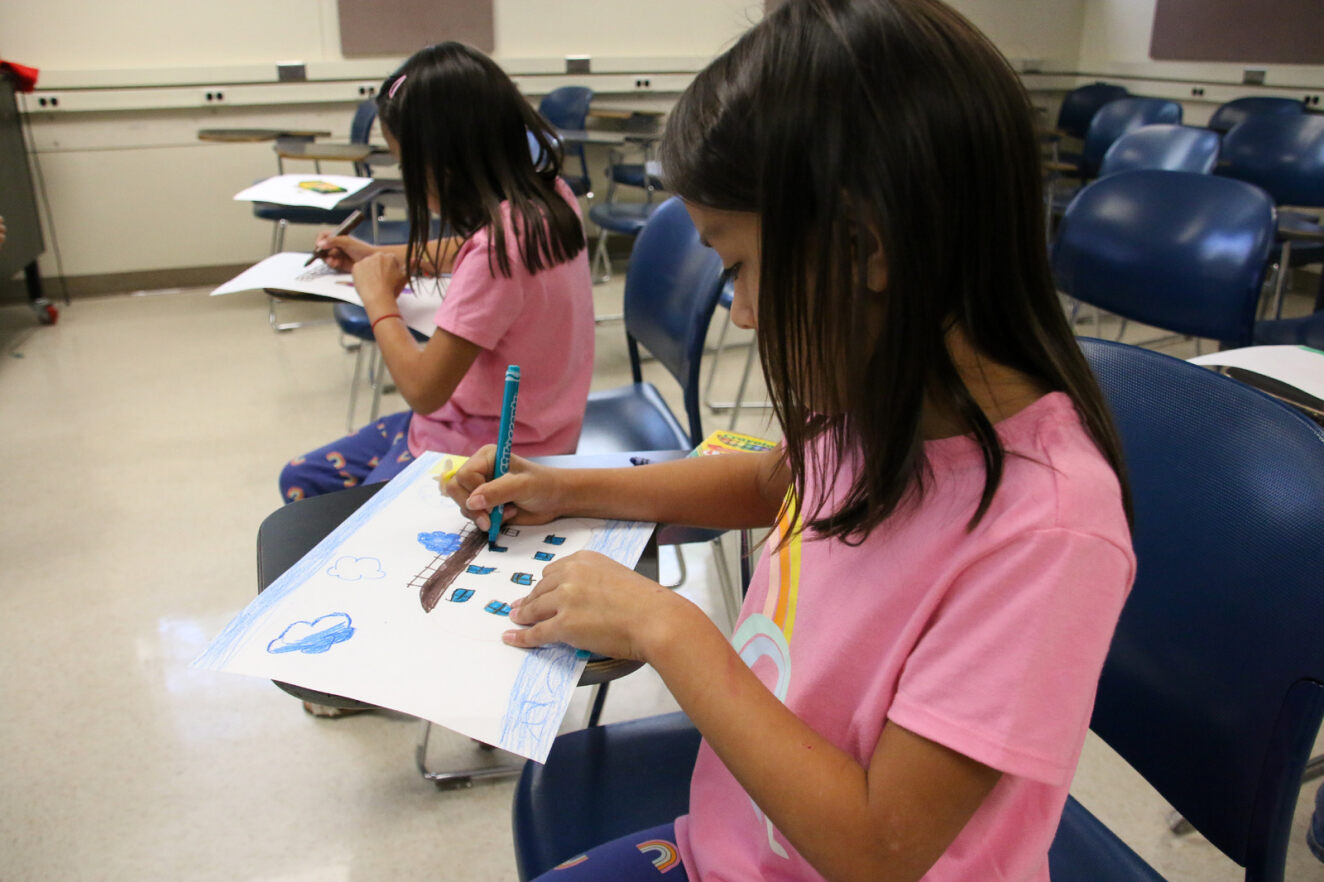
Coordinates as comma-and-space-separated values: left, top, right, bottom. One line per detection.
730, 288, 757, 330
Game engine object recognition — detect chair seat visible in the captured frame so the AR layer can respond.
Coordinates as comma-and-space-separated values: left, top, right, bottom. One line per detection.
1254, 311, 1324, 347
514, 712, 700, 880
252, 201, 357, 226
333, 302, 373, 339
577, 383, 692, 454
609, 162, 664, 190
588, 202, 658, 235
1047, 797, 1168, 882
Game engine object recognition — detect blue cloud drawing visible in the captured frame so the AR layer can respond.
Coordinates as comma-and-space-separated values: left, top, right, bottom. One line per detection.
327, 556, 384, 581
267, 613, 356, 655
418, 530, 464, 555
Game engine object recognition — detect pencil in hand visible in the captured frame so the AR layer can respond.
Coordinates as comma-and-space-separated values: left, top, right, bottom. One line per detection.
305, 209, 367, 267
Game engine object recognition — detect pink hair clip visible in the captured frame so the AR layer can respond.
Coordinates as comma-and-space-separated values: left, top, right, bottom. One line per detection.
388, 74, 407, 99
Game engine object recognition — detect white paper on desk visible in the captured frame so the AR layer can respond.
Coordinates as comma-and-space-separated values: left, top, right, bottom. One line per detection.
211, 252, 447, 338
1189, 345, 1324, 400
233, 174, 373, 209
192, 452, 656, 763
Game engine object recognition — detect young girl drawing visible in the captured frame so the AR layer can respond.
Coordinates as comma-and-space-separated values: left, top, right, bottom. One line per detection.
280, 42, 594, 503
447, 0, 1135, 879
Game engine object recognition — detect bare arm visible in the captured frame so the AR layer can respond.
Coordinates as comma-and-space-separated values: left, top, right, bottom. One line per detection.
448, 444, 790, 532
317, 234, 463, 275
649, 605, 1001, 881
352, 252, 481, 414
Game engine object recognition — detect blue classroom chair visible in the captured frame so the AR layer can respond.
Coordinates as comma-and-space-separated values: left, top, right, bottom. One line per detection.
1207, 96, 1305, 136
1218, 113, 1324, 317
511, 338, 1324, 882
576, 196, 742, 626
1052, 170, 1275, 349
1096, 124, 1220, 176
537, 86, 594, 198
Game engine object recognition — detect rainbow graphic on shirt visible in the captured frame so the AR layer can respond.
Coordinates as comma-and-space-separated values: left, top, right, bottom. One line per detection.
763, 492, 803, 641
552, 853, 588, 870
636, 839, 681, 872
728, 490, 804, 861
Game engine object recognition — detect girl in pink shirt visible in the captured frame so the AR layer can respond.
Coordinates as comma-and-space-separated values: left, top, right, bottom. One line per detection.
447, 1, 1135, 879
280, 42, 593, 504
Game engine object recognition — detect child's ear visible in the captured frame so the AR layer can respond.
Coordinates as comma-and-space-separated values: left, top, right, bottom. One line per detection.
844, 197, 888, 292
862, 223, 888, 293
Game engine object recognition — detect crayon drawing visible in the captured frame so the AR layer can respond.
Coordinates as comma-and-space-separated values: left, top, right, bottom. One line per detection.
192, 451, 654, 763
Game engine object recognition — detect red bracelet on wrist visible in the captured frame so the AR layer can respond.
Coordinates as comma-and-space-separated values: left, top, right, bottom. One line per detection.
371, 312, 402, 332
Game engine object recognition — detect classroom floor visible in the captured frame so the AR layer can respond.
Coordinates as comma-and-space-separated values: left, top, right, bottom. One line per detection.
0, 272, 1320, 881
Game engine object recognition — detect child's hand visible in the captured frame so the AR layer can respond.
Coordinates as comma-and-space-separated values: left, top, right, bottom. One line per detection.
315, 233, 375, 272
443, 444, 566, 530
352, 251, 409, 307
503, 550, 687, 661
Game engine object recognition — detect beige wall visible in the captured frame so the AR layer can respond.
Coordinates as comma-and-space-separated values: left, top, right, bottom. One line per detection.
5, 0, 1322, 286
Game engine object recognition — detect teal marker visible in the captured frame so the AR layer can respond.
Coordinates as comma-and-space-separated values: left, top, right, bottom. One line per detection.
488, 364, 521, 548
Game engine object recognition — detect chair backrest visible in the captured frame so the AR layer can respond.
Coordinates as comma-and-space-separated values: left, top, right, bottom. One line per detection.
1052, 170, 1274, 347
349, 98, 378, 177
1098, 124, 1221, 177
1207, 96, 1305, 136
538, 86, 593, 187
1081, 97, 1183, 178
538, 86, 593, 130
1056, 83, 1131, 140
1218, 113, 1324, 208
1079, 338, 1324, 881
623, 197, 727, 446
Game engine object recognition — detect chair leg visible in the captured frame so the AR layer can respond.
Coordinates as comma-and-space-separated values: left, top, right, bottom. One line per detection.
347, 340, 369, 432
707, 333, 774, 421
368, 344, 386, 423
1271, 241, 1292, 320
586, 682, 610, 727
414, 719, 524, 790
592, 226, 613, 285
728, 342, 759, 431
703, 316, 732, 411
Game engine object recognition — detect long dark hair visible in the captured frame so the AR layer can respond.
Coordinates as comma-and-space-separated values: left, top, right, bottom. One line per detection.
377, 42, 584, 278
660, 0, 1132, 541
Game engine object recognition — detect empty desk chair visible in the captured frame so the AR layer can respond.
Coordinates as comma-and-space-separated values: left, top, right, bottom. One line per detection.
1218, 113, 1324, 316
1052, 170, 1275, 350
1097, 124, 1220, 176
537, 86, 594, 198
1043, 82, 1130, 164
1206, 96, 1304, 136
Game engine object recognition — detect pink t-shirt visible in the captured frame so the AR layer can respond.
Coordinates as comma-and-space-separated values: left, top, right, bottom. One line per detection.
675, 392, 1135, 881
407, 179, 594, 458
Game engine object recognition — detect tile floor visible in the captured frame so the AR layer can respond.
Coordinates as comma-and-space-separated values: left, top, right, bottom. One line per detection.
0, 274, 1320, 881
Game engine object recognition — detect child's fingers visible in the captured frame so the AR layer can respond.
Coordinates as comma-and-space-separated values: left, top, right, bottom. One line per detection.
503, 622, 554, 648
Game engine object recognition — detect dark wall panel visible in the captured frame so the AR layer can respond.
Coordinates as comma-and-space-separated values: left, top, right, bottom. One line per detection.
338, 0, 494, 57
1150, 0, 1324, 65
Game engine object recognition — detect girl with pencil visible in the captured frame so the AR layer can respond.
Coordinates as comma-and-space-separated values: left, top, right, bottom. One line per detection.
445, 0, 1135, 879
280, 42, 593, 503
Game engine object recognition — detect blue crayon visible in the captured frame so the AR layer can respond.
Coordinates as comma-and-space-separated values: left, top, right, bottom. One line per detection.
489, 364, 521, 548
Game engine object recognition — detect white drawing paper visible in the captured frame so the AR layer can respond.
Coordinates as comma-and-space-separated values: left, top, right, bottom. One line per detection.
1190, 344, 1324, 400
233, 174, 374, 210
211, 252, 447, 338
192, 452, 655, 763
